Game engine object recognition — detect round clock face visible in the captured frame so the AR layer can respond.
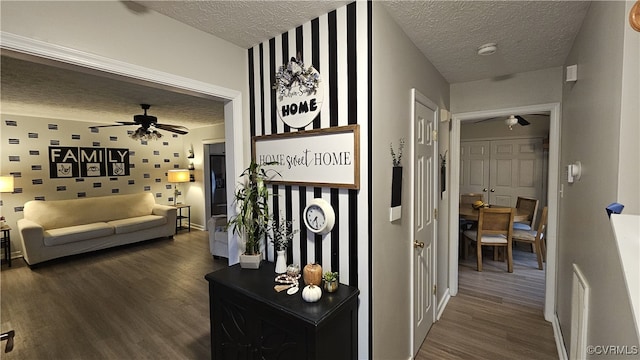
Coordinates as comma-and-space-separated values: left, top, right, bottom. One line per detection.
303, 198, 335, 235
305, 205, 325, 231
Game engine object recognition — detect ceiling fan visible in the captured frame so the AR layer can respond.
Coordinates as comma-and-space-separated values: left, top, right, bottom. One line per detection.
474, 114, 546, 130
89, 104, 189, 140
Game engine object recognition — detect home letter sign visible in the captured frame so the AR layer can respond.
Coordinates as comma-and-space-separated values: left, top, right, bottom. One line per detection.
274, 58, 325, 129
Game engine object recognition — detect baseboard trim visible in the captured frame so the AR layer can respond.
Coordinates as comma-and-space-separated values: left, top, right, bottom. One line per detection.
552, 313, 569, 360
436, 288, 451, 320
190, 223, 205, 231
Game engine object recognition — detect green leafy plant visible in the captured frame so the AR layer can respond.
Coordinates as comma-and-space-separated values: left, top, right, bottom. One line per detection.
228, 161, 280, 255
390, 138, 405, 167
323, 271, 339, 282
269, 217, 299, 252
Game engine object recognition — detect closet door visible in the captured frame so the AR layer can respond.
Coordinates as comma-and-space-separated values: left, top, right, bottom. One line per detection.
489, 139, 543, 206
460, 141, 490, 201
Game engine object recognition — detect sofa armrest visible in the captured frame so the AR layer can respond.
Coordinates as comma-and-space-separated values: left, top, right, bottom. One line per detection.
17, 218, 44, 240
153, 204, 177, 224
17, 219, 45, 264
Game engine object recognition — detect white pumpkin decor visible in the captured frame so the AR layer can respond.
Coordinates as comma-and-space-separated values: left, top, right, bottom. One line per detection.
301, 284, 322, 303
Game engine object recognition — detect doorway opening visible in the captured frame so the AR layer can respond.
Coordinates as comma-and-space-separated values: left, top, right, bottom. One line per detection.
449, 103, 560, 322
2, 33, 245, 264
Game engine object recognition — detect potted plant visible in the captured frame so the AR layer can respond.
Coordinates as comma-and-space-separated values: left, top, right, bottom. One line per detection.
228, 160, 279, 269
323, 271, 339, 293
269, 217, 299, 273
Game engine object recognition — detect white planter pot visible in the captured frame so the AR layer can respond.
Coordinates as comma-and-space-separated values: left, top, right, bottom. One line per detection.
239, 253, 262, 269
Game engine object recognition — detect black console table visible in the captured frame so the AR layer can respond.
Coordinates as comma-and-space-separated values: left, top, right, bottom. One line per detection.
205, 263, 359, 360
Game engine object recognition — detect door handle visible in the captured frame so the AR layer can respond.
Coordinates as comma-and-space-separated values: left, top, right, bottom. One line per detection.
414, 241, 425, 249
490, 188, 495, 192
483, 188, 488, 192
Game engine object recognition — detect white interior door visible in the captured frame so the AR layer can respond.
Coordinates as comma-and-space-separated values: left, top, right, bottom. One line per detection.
460, 141, 490, 201
489, 139, 543, 206
460, 139, 543, 206
412, 92, 437, 356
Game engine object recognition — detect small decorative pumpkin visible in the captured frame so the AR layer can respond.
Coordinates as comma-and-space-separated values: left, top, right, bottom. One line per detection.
302, 284, 322, 303
303, 263, 323, 286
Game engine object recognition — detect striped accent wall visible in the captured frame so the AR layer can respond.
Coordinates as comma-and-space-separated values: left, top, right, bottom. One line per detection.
247, 1, 371, 356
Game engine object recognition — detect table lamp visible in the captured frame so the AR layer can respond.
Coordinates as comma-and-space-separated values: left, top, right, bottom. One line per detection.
167, 169, 189, 206
0, 176, 14, 193
0, 175, 14, 227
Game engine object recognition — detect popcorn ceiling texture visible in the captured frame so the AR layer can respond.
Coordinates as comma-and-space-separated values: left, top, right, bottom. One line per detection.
143, 0, 589, 84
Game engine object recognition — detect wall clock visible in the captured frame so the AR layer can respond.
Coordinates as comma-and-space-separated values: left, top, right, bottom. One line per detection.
303, 198, 335, 235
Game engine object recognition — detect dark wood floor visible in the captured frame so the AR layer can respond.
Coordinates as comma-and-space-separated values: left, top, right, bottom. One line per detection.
2, 232, 558, 359
417, 243, 558, 359
1, 230, 227, 359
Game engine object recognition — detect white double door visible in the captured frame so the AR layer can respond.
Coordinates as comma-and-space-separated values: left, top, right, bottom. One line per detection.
460, 138, 544, 207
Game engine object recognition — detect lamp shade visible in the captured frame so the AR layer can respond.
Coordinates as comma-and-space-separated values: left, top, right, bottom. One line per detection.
0, 175, 14, 193
168, 169, 190, 183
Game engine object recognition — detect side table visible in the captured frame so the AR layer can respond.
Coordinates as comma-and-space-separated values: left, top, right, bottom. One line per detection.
174, 204, 191, 233
1, 225, 11, 267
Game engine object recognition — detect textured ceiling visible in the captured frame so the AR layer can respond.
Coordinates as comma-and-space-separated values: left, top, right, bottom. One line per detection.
137, 1, 352, 50
380, 1, 590, 83
1, 55, 225, 129
143, 0, 590, 84
1, 1, 591, 129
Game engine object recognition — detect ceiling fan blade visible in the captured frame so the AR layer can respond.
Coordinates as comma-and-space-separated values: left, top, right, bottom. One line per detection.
155, 123, 189, 135
89, 122, 136, 129
515, 115, 531, 126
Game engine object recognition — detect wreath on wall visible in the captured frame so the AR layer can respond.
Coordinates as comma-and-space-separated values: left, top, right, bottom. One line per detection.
273, 56, 320, 100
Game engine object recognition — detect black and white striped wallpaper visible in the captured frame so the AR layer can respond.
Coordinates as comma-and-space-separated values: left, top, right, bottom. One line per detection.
249, 1, 368, 284
248, 3, 371, 351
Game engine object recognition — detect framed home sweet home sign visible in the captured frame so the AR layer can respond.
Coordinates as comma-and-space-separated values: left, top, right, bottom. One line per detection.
252, 125, 360, 189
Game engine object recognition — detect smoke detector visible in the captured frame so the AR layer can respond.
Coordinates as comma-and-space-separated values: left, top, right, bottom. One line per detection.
477, 43, 497, 56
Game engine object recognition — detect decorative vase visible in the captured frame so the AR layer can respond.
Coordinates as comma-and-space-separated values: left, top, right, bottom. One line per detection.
303, 263, 323, 286
324, 280, 338, 293
275, 250, 287, 274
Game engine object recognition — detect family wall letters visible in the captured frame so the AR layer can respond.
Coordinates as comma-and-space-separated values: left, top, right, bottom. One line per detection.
49, 146, 130, 179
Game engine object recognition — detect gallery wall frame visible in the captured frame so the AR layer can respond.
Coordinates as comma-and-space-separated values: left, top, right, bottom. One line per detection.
252, 125, 360, 189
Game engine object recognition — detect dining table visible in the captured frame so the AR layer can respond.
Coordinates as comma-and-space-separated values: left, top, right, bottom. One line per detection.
459, 203, 530, 223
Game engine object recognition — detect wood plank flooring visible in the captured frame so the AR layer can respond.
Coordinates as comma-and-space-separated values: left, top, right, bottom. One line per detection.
2, 232, 558, 359
1, 231, 226, 359
417, 243, 558, 360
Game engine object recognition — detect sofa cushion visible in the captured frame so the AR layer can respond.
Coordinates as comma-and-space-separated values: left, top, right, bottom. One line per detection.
109, 215, 167, 235
23, 193, 156, 230
44, 223, 114, 246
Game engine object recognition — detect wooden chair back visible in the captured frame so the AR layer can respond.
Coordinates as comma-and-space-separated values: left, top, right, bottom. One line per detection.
512, 206, 548, 269
515, 196, 539, 227
460, 193, 484, 205
478, 207, 515, 238
462, 207, 515, 272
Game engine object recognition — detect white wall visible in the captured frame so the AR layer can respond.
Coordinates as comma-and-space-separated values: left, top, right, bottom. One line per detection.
558, 1, 639, 353
618, 1, 640, 214
0, 1, 247, 95
450, 67, 563, 113
371, 3, 450, 358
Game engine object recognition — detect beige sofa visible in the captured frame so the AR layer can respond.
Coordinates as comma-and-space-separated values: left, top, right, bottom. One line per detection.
17, 193, 177, 265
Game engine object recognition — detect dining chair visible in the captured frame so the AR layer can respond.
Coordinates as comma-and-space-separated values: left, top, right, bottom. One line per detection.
459, 193, 485, 235
462, 207, 515, 272
513, 196, 539, 231
512, 206, 548, 270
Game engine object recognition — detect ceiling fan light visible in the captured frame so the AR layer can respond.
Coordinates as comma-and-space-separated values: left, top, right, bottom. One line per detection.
130, 126, 162, 141
477, 43, 497, 56
505, 115, 518, 130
